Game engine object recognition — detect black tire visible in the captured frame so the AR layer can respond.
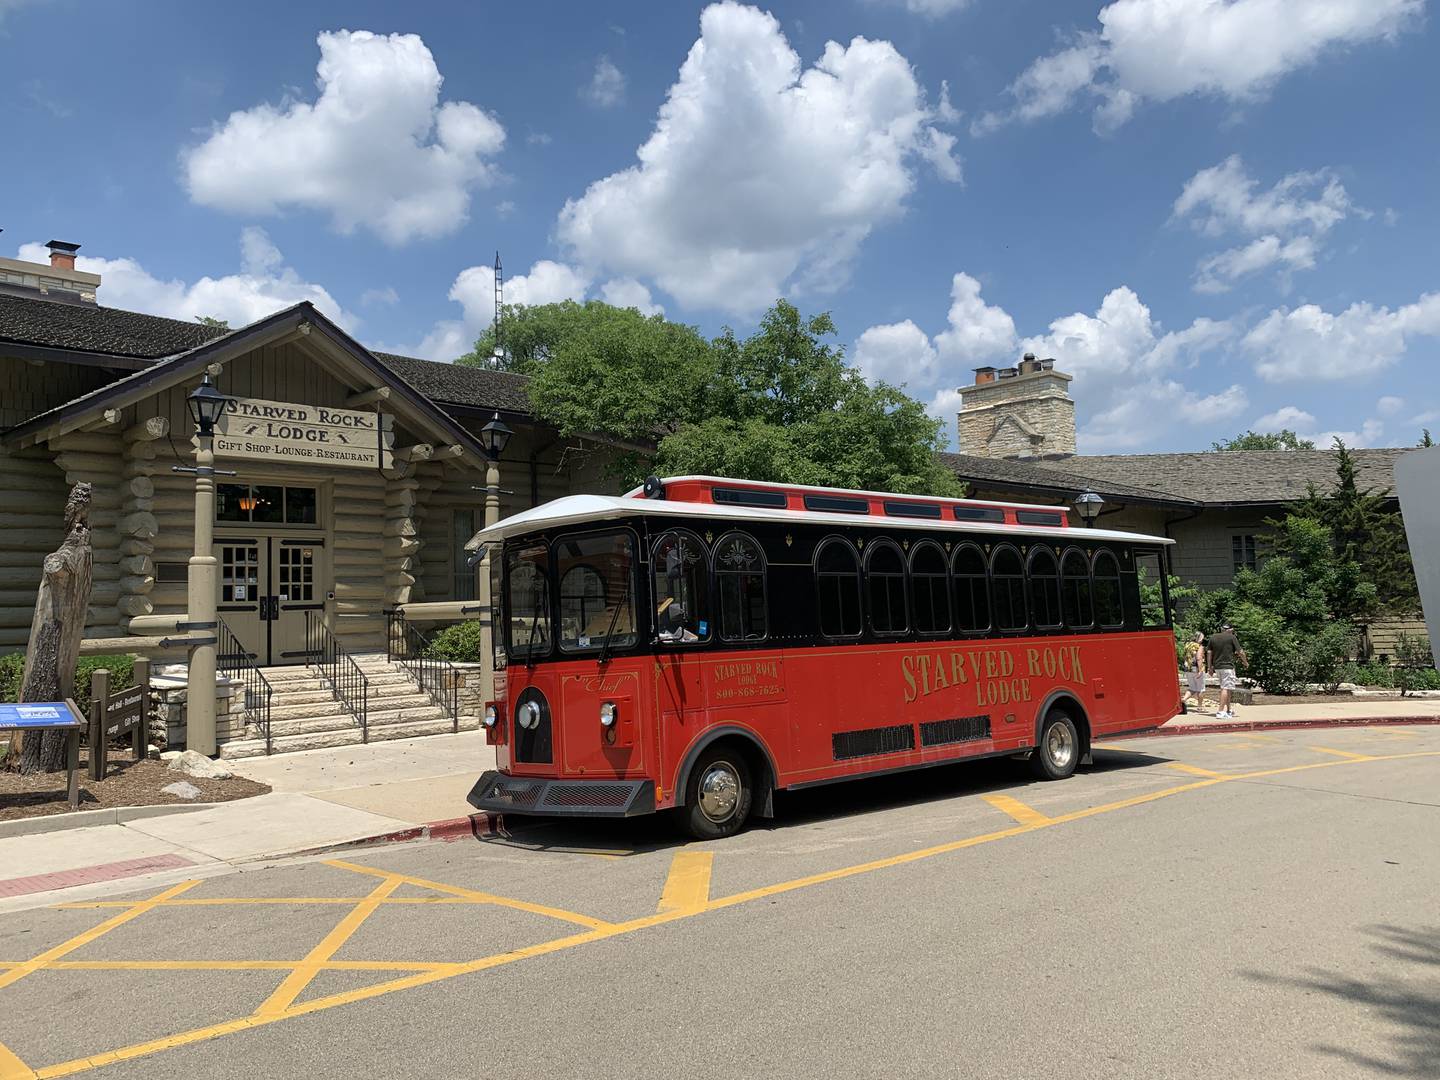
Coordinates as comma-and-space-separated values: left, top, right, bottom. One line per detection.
679, 746, 754, 839
1030, 710, 1080, 781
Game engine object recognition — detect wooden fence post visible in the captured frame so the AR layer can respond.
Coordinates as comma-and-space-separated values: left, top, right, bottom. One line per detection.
133, 658, 150, 760
88, 667, 110, 781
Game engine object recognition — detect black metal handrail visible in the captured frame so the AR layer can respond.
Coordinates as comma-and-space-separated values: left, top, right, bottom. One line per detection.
305, 611, 370, 743
218, 617, 274, 754
385, 610, 462, 734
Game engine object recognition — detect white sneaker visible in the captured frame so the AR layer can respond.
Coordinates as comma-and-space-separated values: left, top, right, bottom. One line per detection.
1215, 710, 1231, 719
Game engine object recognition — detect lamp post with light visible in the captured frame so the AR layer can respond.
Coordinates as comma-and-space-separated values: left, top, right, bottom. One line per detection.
472, 411, 513, 704
174, 373, 235, 756
1074, 491, 1105, 528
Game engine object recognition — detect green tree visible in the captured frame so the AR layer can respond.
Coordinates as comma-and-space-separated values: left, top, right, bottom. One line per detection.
195, 315, 230, 330
1420, 429, 1434, 448
1209, 429, 1316, 451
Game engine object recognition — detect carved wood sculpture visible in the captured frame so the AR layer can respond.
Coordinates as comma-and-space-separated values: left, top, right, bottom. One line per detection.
9, 483, 94, 774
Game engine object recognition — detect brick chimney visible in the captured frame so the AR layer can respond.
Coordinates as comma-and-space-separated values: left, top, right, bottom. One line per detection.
46, 240, 80, 271
956, 353, 1076, 459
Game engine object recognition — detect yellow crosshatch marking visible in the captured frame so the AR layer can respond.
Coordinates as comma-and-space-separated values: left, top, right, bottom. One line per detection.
1307, 745, 1376, 761
1165, 762, 1232, 779
0, 744, 1435, 1080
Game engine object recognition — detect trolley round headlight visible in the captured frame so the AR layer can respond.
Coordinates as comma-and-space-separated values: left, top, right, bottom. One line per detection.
483, 705, 498, 728
518, 701, 541, 730
599, 702, 618, 727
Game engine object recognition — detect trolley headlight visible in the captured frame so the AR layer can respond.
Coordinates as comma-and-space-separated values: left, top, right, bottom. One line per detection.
518, 701, 541, 730
599, 701, 618, 728
483, 705, 498, 729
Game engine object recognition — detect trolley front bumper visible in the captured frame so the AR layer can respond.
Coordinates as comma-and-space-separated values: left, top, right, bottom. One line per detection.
468, 771, 656, 818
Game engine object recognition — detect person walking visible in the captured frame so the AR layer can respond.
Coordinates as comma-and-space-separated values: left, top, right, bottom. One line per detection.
1182, 631, 1209, 712
1206, 622, 1247, 719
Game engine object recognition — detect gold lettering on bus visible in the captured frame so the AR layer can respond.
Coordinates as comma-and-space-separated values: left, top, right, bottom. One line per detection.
902, 645, 1085, 707
711, 660, 784, 703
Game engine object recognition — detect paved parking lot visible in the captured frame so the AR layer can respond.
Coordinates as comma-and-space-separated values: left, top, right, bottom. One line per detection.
2, 725, 1437, 1080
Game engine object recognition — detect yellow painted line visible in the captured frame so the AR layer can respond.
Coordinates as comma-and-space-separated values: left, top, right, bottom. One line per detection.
656, 851, 714, 914
980, 794, 1053, 826
1308, 745, 1376, 761
0, 960, 461, 973
28, 749, 1440, 1080
326, 858, 615, 931
1165, 762, 1232, 779
0, 880, 200, 993
57, 897, 483, 909
0, 1038, 35, 1080
255, 875, 402, 1017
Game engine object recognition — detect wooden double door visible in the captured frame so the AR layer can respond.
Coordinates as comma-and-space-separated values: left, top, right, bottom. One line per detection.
217, 534, 329, 666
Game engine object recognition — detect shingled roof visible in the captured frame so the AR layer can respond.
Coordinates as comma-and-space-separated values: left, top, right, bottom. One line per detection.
938, 452, 1197, 506
374, 352, 531, 414
0, 292, 230, 360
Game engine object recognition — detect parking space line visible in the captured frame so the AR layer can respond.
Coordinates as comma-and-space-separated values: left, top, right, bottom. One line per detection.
256, 875, 403, 1016
0, 880, 200, 993
0, 960, 461, 973
0, 1038, 34, 1080
1165, 762, 1232, 779
59, 897, 484, 909
656, 851, 714, 914
326, 859, 615, 931
980, 794, 1052, 826
1308, 746, 1376, 761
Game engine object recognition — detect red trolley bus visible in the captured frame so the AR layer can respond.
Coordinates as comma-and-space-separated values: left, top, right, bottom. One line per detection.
467, 475, 1180, 838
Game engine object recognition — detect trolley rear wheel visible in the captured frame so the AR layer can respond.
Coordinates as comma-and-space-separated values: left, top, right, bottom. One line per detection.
1030, 710, 1080, 781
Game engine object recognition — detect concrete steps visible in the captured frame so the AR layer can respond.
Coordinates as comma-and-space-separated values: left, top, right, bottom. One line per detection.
220, 655, 468, 759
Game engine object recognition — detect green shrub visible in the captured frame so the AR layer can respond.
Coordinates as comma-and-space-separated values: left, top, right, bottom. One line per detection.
423, 621, 486, 663
0, 651, 135, 718
1393, 633, 1439, 696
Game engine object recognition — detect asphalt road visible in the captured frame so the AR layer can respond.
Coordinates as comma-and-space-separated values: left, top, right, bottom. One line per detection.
2, 725, 1438, 1080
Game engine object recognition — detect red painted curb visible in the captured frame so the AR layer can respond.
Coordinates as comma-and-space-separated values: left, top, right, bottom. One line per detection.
0, 853, 196, 899
1114, 716, 1440, 739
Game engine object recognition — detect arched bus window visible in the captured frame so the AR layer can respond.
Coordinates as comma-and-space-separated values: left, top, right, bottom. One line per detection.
559, 564, 606, 639
990, 545, 1028, 632
715, 531, 767, 642
652, 530, 710, 644
1061, 547, 1093, 628
816, 537, 862, 639
909, 541, 951, 635
1092, 549, 1124, 627
865, 540, 908, 636
952, 543, 990, 633
1027, 547, 1062, 630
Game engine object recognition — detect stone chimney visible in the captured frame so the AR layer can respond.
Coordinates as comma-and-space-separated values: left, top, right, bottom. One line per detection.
956, 352, 1076, 459
0, 239, 101, 304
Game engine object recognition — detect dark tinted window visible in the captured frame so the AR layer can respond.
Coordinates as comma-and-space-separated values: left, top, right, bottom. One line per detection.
651, 530, 709, 645
952, 544, 990, 633
804, 494, 870, 514
909, 541, 951, 635
816, 538, 862, 638
1093, 549, 1123, 627
1061, 548, 1093, 628
712, 487, 787, 508
953, 506, 1006, 523
883, 501, 942, 519
1016, 510, 1064, 526
991, 546, 1027, 632
715, 532, 767, 642
1027, 547, 1062, 629
866, 541, 908, 634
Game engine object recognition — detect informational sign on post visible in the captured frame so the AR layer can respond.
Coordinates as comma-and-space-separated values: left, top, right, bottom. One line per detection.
0, 700, 83, 809
213, 396, 394, 470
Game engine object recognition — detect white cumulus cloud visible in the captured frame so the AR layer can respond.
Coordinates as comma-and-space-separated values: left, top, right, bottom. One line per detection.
18, 229, 353, 331
555, 1, 960, 315
582, 56, 626, 108
1252, 405, 1318, 430
853, 320, 939, 387
1243, 292, 1440, 382
183, 30, 505, 245
974, 0, 1422, 134
933, 272, 1019, 366
599, 278, 664, 316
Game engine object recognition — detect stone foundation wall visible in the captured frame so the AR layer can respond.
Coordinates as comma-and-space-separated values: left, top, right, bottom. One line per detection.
152, 666, 243, 749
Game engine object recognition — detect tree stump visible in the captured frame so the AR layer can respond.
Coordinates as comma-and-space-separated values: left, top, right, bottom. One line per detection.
11, 483, 94, 774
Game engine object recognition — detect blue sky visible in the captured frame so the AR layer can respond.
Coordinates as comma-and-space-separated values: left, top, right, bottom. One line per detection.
4, 0, 1437, 453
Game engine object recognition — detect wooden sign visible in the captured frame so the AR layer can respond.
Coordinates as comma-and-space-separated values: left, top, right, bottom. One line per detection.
214, 397, 394, 470
104, 686, 146, 739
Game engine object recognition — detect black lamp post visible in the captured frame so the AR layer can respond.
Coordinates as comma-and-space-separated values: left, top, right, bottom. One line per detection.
1074, 490, 1105, 527
478, 411, 513, 462
187, 373, 231, 437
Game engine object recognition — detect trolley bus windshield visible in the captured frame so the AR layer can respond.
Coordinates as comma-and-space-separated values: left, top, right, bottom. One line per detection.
504, 529, 638, 660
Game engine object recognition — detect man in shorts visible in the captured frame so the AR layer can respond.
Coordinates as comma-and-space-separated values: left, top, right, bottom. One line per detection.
1206, 622, 1246, 719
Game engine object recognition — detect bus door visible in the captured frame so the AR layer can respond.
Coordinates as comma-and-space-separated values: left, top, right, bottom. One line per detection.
649, 530, 710, 777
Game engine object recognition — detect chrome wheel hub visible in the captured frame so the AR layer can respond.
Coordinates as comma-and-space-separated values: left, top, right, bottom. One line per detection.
697, 762, 741, 823
1046, 723, 1074, 769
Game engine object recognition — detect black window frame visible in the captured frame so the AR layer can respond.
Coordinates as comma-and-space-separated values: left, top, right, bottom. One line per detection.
864, 539, 910, 636
1015, 510, 1065, 527
804, 494, 870, 515
951, 542, 991, 634
713, 487, 788, 509
883, 500, 942, 520
908, 540, 952, 636
650, 527, 712, 648
815, 536, 864, 640
990, 544, 1029, 633
1060, 546, 1094, 629
553, 527, 641, 656
1232, 534, 1258, 576
503, 540, 554, 661
953, 506, 1006, 523
714, 530, 768, 644
1092, 548, 1124, 629
1026, 546, 1063, 630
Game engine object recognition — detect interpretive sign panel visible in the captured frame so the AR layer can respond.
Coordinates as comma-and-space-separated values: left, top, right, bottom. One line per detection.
214, 396, 394, 470
0, 702, 81, 729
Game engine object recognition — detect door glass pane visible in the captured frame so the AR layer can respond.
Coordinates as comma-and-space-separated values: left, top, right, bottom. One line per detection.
221, 544, 259, 602
251, 486, 284, 523
285, 487, 318, 525
652, 531, 709, 645
278, 546, 314, 602
452, 509, 477, 601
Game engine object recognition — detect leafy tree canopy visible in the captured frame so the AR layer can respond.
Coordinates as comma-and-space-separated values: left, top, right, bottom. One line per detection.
1209, 429, 1316, 451
195, 315, 230, 329
460, 299, 961, 496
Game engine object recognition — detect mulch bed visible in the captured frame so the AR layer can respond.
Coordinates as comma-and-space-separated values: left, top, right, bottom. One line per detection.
0, 747, 270, 822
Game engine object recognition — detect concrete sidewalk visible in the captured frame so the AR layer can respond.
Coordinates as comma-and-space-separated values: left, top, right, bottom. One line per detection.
0, 732, 495, 912
1160, 697, 1440, 733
